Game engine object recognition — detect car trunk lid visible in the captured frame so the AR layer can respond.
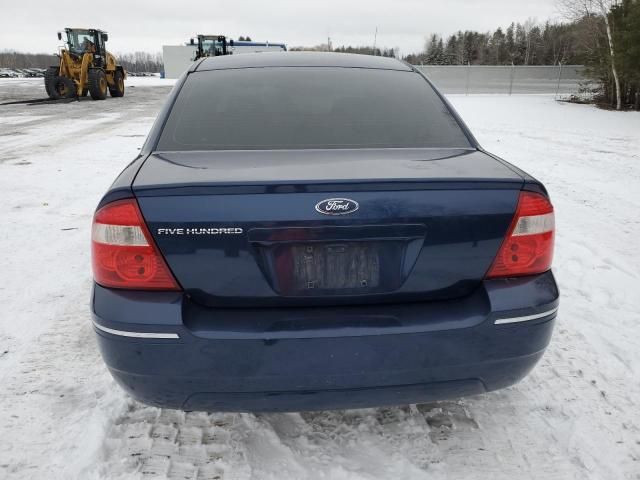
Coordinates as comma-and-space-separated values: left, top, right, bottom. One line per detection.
133, 148, 523, 306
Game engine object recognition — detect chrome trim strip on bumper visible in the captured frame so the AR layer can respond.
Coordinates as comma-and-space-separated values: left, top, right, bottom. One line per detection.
93, 306, 558, 337
92, 320, 180, 339
494, 307, 558, 325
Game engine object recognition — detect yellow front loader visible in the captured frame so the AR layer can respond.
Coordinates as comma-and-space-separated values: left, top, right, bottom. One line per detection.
45, 28, 126, 100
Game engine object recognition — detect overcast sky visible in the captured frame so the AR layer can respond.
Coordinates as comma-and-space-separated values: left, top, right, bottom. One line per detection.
1, 0, 561, 56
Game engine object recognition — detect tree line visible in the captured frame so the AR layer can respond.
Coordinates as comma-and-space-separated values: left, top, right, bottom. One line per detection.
404, 21, 579, 66
290, 44, 397, 57
0, 51, 57, 69
116, 52, 163, 73
0, 50, 163, 73
405, 0, 639, 109
333, 46, 397, 57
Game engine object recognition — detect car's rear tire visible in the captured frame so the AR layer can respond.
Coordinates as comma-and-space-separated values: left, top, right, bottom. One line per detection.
109, 70, 125, 98
88, 69, 108, 100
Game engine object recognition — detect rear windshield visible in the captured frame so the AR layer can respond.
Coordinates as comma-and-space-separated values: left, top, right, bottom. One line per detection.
157, 67, 471, 151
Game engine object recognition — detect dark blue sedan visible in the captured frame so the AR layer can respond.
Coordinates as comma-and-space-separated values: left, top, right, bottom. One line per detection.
91, 52, 558, 412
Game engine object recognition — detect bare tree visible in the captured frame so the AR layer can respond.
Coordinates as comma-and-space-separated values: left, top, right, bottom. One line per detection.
523, 18, 538, 65
559, 0, 622, 109
0, 51, 57, 68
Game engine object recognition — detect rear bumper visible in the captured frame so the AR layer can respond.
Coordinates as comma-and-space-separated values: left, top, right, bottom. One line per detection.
91, 271, 559, 412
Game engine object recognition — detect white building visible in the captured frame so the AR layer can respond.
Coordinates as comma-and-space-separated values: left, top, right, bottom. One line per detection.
162, 41, 287, 79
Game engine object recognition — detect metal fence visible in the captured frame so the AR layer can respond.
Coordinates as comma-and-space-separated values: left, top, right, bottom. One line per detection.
414, 65, 588, 95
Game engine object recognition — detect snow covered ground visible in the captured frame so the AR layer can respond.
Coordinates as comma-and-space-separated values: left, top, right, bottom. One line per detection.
0, 78, 639, 480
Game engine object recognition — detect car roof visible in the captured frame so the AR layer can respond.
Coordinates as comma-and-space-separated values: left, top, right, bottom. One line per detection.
195, 52, 412, 72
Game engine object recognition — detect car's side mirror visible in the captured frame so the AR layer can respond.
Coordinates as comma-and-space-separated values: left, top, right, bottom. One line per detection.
57, 32, 62, 41
103, 33, 109, 42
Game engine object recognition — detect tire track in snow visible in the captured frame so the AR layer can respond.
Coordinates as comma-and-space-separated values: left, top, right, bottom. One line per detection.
88, 400, 500, 480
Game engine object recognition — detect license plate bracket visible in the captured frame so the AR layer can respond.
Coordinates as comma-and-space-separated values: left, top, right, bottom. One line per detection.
249, 225, 426, 297
291, 242, 380, 291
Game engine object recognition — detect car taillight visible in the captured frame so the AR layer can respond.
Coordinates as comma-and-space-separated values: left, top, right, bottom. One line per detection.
486, 191, 555, 279
91, 198, 181, 290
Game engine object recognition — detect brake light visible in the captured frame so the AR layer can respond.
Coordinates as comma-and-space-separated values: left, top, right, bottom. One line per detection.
91, 199, 181, 290
486, 191, 555, 278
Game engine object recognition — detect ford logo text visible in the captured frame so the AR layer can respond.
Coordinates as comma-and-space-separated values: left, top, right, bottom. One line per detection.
315, 198, 359, 216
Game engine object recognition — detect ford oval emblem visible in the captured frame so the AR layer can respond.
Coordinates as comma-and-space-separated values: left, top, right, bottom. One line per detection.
315, 198, 359, 216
